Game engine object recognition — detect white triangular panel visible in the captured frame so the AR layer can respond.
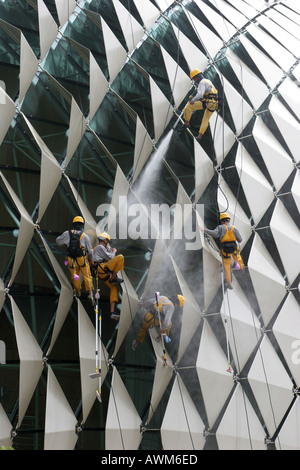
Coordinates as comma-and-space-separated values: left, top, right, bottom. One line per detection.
278, 76, 300, 121
0, 404, 13, 448
161, 374, 205, 450
133, 0, 159, 29
38, 0, 58, 61
101, 17, 127, 83
160, 45, 190, 108
210, 114, 236, 166
105, 366, 142, 450
55, 0, 76, 28
202, 242, 222, 311
270, 5, 300, 37
220, 284, 262, 373
235, 142, 274, 225
65, 174, 97, 246
246, 22, 294, 72
273, 293, 300, 387
149, 75, 173, 142
146, 327, 173, 424
291, 170, 300, 213
9, 295, 43, 428
131, 115, 153, 184
19, 33, 39, 102
64, 97, 86, 168
216, 383, 266, 450
239, 35, 283, 90
89, 51, 108, 121
252, 117, 294, 191
194, 140, 214, 203
113, 271, 139, 357
226, 49, 269, 110
222, 75, 253, 135
171, 256, 202, 363
194, 0, 236, 41
196, 319, 234, 428
269, 95, 300, 163
103, 165, 129, 237
78, 300, 109, 424
248, 335, 294, 437
0, 84, 15, 146
270, 199, 300, 284
256, 14, 300, 58
21, 112, 62, 223
206, 0, 249, 29
248, 234, 286, 326
0, 171, 35, 287
184, 7, 223, 60
275, 397, 300, 450
112, 0, 144, 53
44, 365, 78, 450
38, 232, 74, 356
170, 23, 208, 73
141, 238, 168, 298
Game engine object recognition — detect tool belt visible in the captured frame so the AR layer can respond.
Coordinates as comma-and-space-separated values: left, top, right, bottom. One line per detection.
203, 93, 218, 101
221, 241, 237, 255
91, 262, 111, 280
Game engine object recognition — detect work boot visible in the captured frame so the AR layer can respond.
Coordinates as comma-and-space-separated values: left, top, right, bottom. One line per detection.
224, 282, 233, 290
178, 121, 190, 133
132, 340, 138, 350
110, 276, 124, 284
110, 312, 120, 321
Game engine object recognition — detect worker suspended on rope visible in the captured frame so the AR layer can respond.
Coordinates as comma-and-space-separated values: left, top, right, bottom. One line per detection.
178, 69, 218, 141
56, 216, 95, 301
200, 213, 244, 290
93, 232, 124, 321
132, 294, 185, 350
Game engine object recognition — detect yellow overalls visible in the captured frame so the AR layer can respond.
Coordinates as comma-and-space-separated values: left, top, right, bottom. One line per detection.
67, 232, 94, 293
95, 253, 124, 304
136, 297, 173, 344
220, 226, 244, 284
183, 80, 218, 136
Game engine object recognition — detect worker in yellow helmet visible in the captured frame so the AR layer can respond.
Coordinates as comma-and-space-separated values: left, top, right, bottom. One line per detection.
56, 216, 94, 301
199, 213, 244, 289
132, 294, 185, 350
93, 232, 124, 321
178, 69, 218, 141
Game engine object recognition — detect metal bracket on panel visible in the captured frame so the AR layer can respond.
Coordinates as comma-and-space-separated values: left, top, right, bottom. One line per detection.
203, 428, 215, 438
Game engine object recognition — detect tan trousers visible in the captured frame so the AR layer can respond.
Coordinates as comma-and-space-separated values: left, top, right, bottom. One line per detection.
68, 256, 94, 292
96, 254, 124, 303
221, 249, 244, 284
183, 99, 218, 135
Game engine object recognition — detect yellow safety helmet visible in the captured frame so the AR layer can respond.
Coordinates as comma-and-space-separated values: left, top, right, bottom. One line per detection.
177, 294, 185, 307
220, 213, 231, 221
73, 216, 84, 224
190, 69, 201, 79
98, 232, 111, 242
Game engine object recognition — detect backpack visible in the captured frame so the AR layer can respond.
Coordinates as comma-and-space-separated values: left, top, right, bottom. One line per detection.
68, 230, 84, 258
